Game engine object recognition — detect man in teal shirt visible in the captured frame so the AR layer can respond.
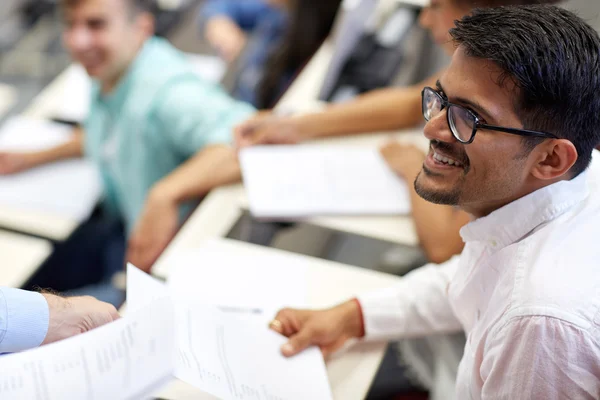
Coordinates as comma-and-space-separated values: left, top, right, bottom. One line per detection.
0, 0, 254, 303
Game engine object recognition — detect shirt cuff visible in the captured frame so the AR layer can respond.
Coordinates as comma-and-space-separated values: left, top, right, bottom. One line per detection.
357, 288, 408, 341
0, 288, 49, 353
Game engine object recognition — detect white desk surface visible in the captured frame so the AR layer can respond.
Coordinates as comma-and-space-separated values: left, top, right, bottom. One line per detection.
0, 66, 89, 241
153, 238, 402, 400
0, 229, 52, 288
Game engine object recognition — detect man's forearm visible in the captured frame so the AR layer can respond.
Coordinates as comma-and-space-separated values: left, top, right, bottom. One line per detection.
294, 73, 440, 141
152, 144, 241, 204
293, 86, 422, 140
28, 128, 84, 168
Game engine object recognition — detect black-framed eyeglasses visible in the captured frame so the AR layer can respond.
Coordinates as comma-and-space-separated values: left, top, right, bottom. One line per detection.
421, 87, 559, 144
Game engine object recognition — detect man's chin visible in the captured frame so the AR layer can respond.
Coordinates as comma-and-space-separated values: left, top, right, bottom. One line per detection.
414, 172, 460, 206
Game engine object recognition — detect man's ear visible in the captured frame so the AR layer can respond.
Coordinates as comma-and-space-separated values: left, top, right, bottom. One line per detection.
136, 11, 155, 38
530, 139, 578, 181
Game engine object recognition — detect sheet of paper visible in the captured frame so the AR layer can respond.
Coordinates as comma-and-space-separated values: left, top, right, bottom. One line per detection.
52, 64, 92, 123
240, 145, 411, 218
165, 239, 308, 314
0, 296, 176, 400
128, 265, 332, 400
51, 54, 226, 123
0, 116, 102, 221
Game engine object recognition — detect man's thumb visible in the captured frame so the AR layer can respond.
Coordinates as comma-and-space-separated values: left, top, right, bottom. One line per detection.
281, 328, 314, 357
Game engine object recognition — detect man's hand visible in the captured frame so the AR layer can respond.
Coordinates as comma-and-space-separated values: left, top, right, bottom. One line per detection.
126, 187, 179, 273
0, 152, 36, 175
41, 293, 119, 345
234, 113, 304, 148
205, 16, 248, 63
380, 142, 426, 181
269, 300, 364, 358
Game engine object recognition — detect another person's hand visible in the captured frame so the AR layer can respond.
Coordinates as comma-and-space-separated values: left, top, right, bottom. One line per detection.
126, 188, 179, 273
0, 152, 36, 175
269, 300, 364, 358
41, 293, 119, 345
205, 16, 248, 63
380, 142, 426, 181
234, 113, 304, 148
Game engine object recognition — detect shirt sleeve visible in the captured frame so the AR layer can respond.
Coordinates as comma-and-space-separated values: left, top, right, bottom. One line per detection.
154, 78, 256, 159
480, 316, 600, 399
357, 256, 463, 341
199, 0, 274, 31
0, 287, 49, 353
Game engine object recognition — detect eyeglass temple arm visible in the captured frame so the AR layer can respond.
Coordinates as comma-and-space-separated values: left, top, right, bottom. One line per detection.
477, 123, 559, 139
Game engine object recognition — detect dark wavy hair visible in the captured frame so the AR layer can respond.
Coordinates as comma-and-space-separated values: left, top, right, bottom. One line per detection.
256, 0, 342, 109
450, 5, 600, 176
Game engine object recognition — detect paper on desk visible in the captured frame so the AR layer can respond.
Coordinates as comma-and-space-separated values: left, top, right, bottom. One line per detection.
0, 116, 102, 222
0, 296, 176, 400
127, 264, 332, 400
240, 145, 411, 218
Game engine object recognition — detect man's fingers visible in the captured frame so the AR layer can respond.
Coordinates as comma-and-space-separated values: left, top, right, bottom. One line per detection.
281, 327, 315, 357
108, 305, 121, 321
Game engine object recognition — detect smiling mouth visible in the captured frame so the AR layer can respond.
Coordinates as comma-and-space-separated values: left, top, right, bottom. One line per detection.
432, 150, 463, 167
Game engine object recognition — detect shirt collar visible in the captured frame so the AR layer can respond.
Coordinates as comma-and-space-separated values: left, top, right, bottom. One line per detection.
460, 171, 590, 247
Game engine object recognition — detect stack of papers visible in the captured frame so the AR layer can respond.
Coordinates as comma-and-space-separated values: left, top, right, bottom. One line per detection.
128, 265, 333, 400
240, 145, 411, 218
0, 117, 102, 222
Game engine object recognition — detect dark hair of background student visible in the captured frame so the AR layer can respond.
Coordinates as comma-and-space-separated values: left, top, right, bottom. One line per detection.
257, 0, 342, 109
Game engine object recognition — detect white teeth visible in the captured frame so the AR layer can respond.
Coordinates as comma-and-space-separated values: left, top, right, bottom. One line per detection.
433, 151, 461, 167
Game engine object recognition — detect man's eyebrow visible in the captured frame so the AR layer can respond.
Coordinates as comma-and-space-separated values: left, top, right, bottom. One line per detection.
435, 80, 443, 92
436, 79, 496, 123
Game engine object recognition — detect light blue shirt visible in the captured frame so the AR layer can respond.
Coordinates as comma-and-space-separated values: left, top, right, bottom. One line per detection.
0, 287, 49, 353
84, 37, 255, 234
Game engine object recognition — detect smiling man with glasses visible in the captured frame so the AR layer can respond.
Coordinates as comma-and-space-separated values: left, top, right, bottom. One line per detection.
266, 5, 600, 398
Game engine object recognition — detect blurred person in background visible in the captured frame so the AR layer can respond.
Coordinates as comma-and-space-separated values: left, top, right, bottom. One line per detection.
0, 0, 254, 306
200, 0, 342, 108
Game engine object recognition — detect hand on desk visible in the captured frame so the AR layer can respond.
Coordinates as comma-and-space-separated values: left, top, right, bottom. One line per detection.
270, 300, 364, 358
0, 152, 36, 175
126, 189, 179, 273
380, 142, 426, 182
41, 293, 119, 345
234, 112, 303, 148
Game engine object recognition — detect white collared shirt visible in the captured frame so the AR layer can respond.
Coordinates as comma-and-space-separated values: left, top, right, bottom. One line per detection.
359, 151, 600, 399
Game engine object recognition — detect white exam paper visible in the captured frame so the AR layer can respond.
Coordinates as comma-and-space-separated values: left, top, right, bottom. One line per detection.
0, 297, 176, 400
0, 117, 102, 221
240, 145, 411, 218
127, 265, 332, 400
166, 239, 308, 313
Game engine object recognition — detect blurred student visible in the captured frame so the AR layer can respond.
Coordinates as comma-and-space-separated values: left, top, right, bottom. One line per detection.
200, 0, 342, 108
0, 0, 254, 305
